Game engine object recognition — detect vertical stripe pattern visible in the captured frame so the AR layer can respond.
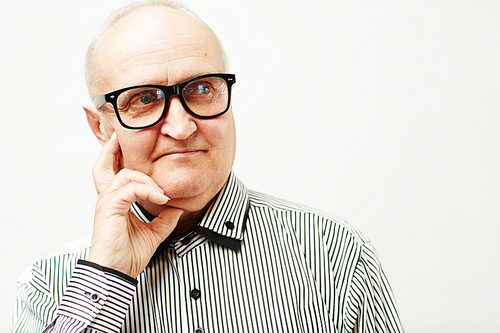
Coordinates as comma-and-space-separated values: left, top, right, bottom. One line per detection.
12, 172, 403, 333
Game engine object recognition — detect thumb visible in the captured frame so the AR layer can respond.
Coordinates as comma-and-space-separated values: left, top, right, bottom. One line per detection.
148, 207, 184, 243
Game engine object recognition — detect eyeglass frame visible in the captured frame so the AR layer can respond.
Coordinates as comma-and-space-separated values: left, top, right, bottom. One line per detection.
93, 73, 236, 130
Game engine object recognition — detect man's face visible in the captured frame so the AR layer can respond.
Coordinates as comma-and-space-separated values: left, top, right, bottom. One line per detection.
89, 6, 236, 214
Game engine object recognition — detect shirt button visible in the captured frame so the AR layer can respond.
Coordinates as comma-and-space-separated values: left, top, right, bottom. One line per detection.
195, 328, 204, 333
190, 288, 201, 300
181, 233, 194, 245
85, 292, 100, 303
224, 221, 235, 230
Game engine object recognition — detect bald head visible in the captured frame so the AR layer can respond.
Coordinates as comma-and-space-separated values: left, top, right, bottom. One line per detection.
85, 1, 227, 99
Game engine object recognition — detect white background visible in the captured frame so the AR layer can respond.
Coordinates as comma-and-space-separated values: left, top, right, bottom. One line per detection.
1, 0, 499, 331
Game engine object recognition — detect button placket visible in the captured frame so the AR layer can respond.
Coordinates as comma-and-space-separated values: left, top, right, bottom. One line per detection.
189, 285, 203, 332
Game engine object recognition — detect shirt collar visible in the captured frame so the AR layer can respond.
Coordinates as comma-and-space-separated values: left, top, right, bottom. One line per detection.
132, 171, 249, 257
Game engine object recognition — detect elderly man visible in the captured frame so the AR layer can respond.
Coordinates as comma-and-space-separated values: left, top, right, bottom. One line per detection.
13, 1, 403, 332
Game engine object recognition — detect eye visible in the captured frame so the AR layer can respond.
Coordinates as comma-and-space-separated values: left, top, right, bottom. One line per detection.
185, 82, 212, 96
116, 88, 165, 115
138, 95, 152, 104
195, 84, 210, 94
130, 90, 163, 105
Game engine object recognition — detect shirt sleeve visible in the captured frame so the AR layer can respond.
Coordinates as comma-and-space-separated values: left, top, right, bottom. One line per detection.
13, 260, 137, 333
343, 242, 404, 333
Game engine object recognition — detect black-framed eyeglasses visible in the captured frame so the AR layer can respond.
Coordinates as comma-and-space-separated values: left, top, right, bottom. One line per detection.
94, 73, 236, 130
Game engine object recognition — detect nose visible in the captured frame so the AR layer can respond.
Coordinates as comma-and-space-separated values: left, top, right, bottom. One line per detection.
159, 96, 197, 140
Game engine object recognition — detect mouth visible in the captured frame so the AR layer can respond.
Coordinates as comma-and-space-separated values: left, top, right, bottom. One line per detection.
167, 149, 201, 156
155, 149, 206, 161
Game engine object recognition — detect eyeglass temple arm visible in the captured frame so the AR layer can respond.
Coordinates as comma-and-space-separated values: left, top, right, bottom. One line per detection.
94, 95, 107, 108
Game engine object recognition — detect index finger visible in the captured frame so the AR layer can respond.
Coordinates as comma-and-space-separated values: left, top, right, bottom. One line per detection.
92, 132, 122, 193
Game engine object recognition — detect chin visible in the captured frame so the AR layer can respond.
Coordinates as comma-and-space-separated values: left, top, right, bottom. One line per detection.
154, 169, 218, 203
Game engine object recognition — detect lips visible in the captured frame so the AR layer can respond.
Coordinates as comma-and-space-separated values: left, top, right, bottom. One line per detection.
166, 149, 202, 155
154, 148, 207, 161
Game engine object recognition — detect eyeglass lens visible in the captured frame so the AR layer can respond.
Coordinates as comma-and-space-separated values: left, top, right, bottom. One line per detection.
115, 76, 229, 128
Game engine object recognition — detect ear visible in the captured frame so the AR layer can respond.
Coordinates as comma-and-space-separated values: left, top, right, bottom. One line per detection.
83, 103, 110, 146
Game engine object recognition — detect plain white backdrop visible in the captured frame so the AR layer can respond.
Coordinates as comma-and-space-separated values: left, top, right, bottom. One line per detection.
1, 0, 499, 331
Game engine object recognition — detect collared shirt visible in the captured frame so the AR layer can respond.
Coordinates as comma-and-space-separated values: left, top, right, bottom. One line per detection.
12, 172, 403, 333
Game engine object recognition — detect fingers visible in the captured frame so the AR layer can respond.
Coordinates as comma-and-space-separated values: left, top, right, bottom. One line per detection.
101, 181, 169, 216
92, 132, 168, 204
99, 169, 169, 211
92, 132, 122, 193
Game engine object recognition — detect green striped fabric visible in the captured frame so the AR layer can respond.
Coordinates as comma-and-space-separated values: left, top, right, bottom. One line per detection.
13, 173, 403, 333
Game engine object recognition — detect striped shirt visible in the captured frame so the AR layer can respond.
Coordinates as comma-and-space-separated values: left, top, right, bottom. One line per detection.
12, 172, 403, 332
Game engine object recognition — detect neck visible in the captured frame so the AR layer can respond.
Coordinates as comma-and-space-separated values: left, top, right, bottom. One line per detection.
175, 210, 205, 233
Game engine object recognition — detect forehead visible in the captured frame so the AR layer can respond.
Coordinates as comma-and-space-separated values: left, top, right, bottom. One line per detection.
94, 6, 225, 92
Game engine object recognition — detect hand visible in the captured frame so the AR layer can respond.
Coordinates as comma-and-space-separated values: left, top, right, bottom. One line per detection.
88, 132, 183, 278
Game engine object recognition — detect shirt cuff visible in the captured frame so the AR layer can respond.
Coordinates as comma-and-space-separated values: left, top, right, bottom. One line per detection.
55, 259, 137, 333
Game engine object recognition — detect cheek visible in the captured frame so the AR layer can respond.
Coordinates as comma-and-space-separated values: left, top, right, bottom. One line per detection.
117, 131, 156, 169
206, 116, 236, 165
